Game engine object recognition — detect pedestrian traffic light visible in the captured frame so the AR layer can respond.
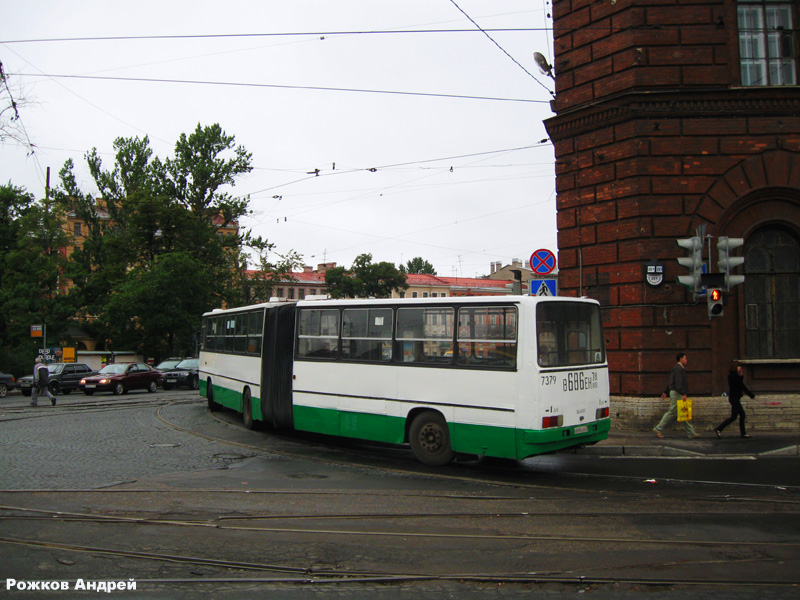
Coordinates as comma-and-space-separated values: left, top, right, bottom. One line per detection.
717, 236, 745, 291
676, 236, 704, 292
707, 288, 724, 317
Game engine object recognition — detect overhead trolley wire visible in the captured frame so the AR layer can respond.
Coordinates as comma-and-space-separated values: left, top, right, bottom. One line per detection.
15, 73, 548, 105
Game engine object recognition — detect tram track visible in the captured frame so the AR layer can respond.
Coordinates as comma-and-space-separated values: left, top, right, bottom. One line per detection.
0, 394, 201, 423
3, 395, 799, 593
0, 533, 797, 589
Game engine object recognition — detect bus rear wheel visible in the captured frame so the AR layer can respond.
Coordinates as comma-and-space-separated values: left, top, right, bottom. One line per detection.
242, 388, 255, 430
409, 411, 455, 466
206, 380, 220, 411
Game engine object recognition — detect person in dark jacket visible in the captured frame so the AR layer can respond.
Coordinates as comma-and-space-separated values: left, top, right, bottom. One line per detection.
653, 352, 699, 438
715, 362, 754, 438
30, 357, 57, 407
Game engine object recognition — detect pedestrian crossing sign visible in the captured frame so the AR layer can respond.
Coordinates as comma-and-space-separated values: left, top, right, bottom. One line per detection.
533, 279, 557, 297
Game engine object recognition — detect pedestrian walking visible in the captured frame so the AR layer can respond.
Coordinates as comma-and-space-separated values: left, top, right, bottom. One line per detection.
30, 357, 56, 407
653, 352, 700, 439
715, 362, 754, 438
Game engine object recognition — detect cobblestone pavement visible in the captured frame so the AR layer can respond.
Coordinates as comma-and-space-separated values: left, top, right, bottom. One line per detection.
2, 390, 799, 600
0, 392, 239, 490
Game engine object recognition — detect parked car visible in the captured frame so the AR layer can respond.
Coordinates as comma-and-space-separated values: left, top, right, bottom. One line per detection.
156, 358, 184, 372
162, 358, 200, 390
19, 363, 97, 396
79, 363, 163, 395
0, 372, 16, 397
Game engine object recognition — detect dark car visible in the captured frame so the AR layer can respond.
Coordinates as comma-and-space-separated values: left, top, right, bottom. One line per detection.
156, 358, 184, 372
162, 358, 199, 390
79, 363, 163, 395
0, 372, 16, 397
19, 363, 97, 396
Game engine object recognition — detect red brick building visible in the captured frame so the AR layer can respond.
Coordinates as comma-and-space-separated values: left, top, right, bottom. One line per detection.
544, 0, 800, 395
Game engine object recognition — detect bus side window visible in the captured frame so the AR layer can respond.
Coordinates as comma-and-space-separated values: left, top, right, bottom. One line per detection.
456, 306, 517, 368
297, 309, 340, 359
341, 308, 392, 362
396, 307, 454, 364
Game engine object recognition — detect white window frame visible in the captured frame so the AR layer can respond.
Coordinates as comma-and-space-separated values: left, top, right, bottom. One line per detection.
737, 0, 797, 86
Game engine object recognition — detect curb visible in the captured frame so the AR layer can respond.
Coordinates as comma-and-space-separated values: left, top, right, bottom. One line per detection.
758, 445, 800, 457
571, 444, 800, 458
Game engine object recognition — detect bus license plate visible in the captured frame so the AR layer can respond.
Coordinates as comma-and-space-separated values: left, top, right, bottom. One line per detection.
574, 425, 589, 434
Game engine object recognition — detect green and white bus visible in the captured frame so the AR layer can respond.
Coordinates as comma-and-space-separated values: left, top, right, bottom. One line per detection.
199, 295, 610, 465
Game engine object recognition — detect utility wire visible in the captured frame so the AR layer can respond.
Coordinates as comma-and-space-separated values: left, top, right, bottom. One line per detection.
17, 73, 548, 104
0, 29, 551, 44
448, 0, 552, 96
0, 22, 738, 45
246, 141, 551, 196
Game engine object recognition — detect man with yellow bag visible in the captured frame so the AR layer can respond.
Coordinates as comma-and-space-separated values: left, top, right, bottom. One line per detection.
654, 352, 701, 439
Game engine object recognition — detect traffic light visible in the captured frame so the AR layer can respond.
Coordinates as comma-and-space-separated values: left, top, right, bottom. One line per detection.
718, 236, 745, 291
707, 288, 724, 317
676, 236, 704, 292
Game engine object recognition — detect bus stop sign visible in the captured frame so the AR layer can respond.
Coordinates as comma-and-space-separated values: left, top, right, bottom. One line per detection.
530, 249, 556, 275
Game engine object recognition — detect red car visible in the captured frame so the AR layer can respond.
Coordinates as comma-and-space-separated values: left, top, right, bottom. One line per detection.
79, 363, 163, 395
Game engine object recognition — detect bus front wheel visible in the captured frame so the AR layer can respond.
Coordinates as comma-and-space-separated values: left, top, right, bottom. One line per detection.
409, 411, 455, 466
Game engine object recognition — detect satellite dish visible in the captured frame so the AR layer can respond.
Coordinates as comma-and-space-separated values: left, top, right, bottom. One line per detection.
533, 52, 554, 78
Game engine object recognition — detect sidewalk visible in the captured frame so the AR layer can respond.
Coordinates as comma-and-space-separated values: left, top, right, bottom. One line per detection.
573, 427, 800, 458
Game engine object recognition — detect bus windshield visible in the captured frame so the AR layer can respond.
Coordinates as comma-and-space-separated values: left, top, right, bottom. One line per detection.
536, 302, 605, 368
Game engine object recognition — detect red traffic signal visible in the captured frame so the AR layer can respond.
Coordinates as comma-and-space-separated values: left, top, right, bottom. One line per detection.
707, 288, 724, 317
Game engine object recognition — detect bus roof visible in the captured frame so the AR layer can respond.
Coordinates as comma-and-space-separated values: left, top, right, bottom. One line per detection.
202, 295, 599, 317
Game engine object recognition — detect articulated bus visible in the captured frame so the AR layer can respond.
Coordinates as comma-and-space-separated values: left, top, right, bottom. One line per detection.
199, 295, 610, 465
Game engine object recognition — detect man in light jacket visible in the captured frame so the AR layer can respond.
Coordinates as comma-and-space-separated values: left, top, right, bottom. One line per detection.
653, 352, 699, 438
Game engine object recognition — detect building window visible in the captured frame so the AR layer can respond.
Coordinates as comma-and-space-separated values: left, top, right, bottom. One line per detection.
738, 0, 797, 86
74, 222, 82, 236
743, 227, 800, 359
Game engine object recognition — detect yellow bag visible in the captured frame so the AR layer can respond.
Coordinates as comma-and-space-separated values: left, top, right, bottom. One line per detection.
677, 398, 693, 422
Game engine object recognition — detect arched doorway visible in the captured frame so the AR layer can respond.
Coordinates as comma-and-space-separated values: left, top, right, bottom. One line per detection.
743, 227, 800, 359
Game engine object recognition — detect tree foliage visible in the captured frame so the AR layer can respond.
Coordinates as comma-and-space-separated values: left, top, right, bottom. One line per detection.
401, 257, 437, 275
0, 123, 302, 368
325, 253, 408, 299
42, 123, 298, 361
0, 184, 72, 375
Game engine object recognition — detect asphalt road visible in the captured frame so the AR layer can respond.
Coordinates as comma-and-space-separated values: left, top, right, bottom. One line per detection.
1, 390, 798, 599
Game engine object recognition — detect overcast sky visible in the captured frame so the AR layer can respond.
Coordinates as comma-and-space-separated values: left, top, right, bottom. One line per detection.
1, 0, 558, 278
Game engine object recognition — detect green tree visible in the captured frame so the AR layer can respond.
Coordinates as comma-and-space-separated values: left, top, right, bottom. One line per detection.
104, 252, 216, 358
325, 253, 407, 299
0, 184, 72, 376
53, 124, 290, 360
401, 257, 437, 275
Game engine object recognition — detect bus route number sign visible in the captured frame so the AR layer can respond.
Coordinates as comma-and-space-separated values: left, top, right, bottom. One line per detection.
530, 249, 556, 275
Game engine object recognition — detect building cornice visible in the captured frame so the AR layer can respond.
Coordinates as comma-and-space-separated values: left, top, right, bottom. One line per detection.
546, 88, 800, 140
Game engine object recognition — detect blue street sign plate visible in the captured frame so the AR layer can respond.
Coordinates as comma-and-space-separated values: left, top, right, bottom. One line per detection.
530, 249, 557, 275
